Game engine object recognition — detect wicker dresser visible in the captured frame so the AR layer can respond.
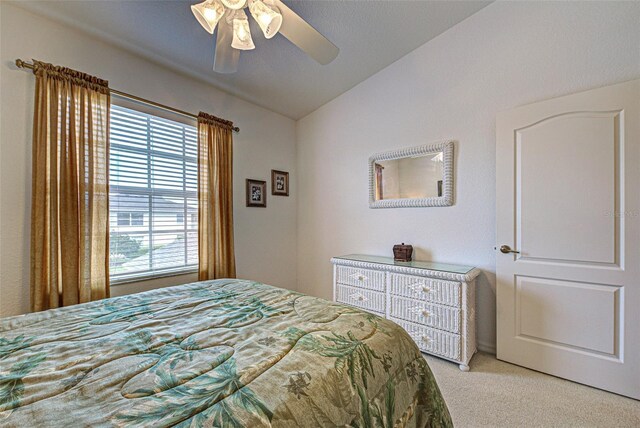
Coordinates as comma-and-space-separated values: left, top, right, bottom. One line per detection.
331, 254, 481, 371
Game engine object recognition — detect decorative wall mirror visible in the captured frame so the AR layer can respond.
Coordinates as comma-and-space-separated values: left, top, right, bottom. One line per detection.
369, 140, 454, 208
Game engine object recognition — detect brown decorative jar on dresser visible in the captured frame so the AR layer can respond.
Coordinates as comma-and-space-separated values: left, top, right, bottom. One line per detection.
393, 243, 413, 262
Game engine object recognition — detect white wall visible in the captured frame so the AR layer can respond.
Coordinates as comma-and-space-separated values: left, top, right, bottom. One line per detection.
0, 3, 297, 317
295, 1, 640, 352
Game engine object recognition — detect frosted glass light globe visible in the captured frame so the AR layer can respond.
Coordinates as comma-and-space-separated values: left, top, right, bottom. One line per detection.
231, 10, 255, 50
191, 0, 225, 34
221, 0, 246, 10
248, 0, 282, 39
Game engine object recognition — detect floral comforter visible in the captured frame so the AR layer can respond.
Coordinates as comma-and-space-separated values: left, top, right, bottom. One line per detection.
0, 279, 451, 427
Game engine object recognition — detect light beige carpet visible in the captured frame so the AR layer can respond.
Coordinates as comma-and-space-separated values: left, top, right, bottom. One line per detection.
425, 352, 640, 427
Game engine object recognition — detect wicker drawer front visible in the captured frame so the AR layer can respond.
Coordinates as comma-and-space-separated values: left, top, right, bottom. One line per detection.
391, 317, 461, 361
336, 283, 386, 314
390, 273, 460, 306
335, 266, 385, 292
390, 296, 460, 334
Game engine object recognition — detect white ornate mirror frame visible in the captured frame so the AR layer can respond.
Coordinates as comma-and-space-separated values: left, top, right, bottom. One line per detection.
368, 140, 455, 208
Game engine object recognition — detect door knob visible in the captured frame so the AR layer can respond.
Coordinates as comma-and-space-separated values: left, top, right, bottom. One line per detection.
499, 245, 520, 254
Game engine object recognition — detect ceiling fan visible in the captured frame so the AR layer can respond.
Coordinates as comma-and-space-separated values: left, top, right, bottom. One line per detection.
191, 0, 339, 73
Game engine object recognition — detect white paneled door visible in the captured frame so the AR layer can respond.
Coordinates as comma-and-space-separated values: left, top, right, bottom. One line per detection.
496, 80, 640, 399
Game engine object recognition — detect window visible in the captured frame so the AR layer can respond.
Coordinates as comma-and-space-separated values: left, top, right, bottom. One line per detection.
109, 102, 198, 283
117, 213, 131, 226
116, 213, 144, 226
131, 213, 144, 226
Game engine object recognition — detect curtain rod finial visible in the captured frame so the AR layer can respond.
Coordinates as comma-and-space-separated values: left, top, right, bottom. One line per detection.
15, 59, 25, 68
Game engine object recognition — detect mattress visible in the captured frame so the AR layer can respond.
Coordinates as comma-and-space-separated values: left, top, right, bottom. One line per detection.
0, 279, 451, 427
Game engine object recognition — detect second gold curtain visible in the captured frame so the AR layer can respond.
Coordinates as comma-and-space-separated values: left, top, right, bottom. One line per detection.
197, 112, 236, 280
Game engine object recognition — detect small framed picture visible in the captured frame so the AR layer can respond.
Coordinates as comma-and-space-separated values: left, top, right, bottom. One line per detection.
246, 179, 267, 207
271, 170, 289, 196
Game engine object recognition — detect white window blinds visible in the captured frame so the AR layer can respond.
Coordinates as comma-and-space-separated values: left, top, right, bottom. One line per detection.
109, 102, 198, 283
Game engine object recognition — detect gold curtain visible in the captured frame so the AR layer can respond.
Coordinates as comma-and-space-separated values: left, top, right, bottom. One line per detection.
197, 112, 236, 280
30, 60, 110, 312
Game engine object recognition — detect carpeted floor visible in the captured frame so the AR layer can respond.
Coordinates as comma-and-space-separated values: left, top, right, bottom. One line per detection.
425, 352, 640, 427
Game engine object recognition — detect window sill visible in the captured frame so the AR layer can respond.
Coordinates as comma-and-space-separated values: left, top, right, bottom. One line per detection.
110, 267, 198, 286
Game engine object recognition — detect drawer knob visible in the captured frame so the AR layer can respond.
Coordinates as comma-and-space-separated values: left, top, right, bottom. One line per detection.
422, 310, 430, 318
422, 287, 431, 293
422, 335, 431, 343
348, 272, 368, 282
349, 292, 366, 302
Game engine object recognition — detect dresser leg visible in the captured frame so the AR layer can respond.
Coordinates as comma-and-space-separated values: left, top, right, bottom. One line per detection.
459, 364, 470, 372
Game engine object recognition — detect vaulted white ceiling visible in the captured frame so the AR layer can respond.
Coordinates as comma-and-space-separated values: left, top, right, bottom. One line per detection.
15, 0, 491, 119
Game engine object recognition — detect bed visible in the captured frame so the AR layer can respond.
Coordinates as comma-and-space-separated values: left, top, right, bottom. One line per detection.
0, 279, 451, 427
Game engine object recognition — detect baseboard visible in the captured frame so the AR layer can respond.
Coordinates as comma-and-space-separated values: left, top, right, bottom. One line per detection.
477, 340, 496, 355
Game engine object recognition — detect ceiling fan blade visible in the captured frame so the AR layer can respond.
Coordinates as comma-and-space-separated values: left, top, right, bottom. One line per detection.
273, 0, 339, 65
213, 17, 239, 74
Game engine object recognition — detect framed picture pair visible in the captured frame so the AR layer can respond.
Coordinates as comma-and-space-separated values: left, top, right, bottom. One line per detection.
246, 170, 289, 207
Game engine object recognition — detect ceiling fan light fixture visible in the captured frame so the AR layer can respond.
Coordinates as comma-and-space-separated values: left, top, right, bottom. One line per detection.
221, 0, 246, 10
230, 10, 255, 50
248, 0, 282, 39
191, 0, 225, 34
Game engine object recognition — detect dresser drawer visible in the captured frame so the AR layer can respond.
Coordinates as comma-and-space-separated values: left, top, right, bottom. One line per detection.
336, 283, 386, 314
390, 273, 460, 306
335, 265, 385, 292
390, 296, 460, 334
391, 317, 461, 361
